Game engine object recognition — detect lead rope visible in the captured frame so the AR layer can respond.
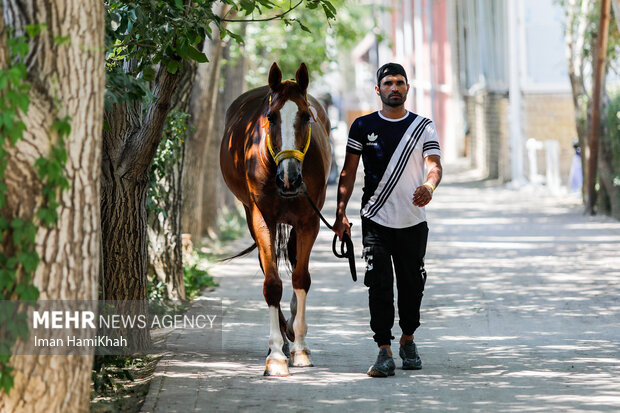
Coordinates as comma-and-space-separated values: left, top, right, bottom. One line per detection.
302, 187, 357, 282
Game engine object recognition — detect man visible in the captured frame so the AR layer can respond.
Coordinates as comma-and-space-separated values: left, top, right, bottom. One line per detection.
333, 63, 442, 377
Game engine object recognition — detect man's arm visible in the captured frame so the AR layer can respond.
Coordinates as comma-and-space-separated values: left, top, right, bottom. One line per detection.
333, 152, 361, 240
413, 155, 442, 207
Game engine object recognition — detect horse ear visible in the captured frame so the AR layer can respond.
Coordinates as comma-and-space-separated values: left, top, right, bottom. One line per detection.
268, 62, 282, 91
296, 63, 309, 92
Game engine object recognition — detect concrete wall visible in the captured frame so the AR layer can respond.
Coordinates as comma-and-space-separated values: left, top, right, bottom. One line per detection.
522, 93, 578, 184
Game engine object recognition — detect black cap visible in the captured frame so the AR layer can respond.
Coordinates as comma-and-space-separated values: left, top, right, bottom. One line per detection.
376, 63, 408, 85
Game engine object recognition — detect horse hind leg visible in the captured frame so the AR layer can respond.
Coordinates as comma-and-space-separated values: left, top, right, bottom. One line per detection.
285, 228, 297, 342
278, 308, 292, 356
286, 293, 296, 342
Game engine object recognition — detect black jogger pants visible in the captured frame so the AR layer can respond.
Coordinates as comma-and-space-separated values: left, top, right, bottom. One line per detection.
361, 217, 428, 347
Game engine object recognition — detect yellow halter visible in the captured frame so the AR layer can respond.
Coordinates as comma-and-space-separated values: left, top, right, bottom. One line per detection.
264, 84, 314, 165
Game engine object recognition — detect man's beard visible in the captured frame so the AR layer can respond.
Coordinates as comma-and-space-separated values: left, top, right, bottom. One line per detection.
380, 91, 407, 107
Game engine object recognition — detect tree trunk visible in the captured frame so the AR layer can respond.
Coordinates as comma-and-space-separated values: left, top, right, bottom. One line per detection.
183, 5, 230, 242
585, 0, 611, 214
597, 84, 620, 218
0, 0, 103, 411
146, 60, 197, 302
219, 42, 245, 211
565, 0, 592, 203
101, 62, 179, 350
199, 59, 227, 239
199, 30, 247, 239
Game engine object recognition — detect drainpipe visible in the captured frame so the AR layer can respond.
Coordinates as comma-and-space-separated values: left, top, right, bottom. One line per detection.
508, 0, 525, 185
413, 0, 425, 113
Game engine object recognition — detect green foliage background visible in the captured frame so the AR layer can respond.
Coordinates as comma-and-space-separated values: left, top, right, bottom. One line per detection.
231, 0, 376, 88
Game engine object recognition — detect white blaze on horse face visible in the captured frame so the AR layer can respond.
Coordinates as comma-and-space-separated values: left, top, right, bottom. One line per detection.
280, 100, 298, 152
292, 288, 308, 352
267, 306, 286, 361
279, 100, 301, 187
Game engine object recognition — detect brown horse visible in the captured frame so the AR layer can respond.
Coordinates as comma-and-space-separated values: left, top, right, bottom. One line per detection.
219, 63, 331, 376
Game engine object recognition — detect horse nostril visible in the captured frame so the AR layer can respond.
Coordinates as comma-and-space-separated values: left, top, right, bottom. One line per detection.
276, 173, 286, 189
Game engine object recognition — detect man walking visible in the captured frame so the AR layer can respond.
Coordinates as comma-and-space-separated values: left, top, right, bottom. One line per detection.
333, 63, 442, 377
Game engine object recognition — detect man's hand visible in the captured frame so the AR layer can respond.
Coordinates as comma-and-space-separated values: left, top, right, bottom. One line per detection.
333, 214, 351, 241
412, 184, 433, 207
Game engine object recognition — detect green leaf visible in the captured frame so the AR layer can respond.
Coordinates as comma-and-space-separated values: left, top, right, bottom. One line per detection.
166, 60, 179, 74
187, 46, 208, 63
240, 0, 255, 15
25, 23, 44, 38
53, 36, 71, 46
16, 93, 29, 113
142, 66, 155, 82
176, 39, 189, 60
0, 216, 8, 230
16, 284, 39, 301
52, 118, 72, 138
0, 367, 15, 394
10, 218, 23, 229
18, 251, 40, 273
12, 41, 29, 59
174, 0, 184, 10
296, 20, 311, 33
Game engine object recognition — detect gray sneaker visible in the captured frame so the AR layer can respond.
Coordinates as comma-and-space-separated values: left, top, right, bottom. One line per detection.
367, 348, 396, 377
399, 341, 422, 370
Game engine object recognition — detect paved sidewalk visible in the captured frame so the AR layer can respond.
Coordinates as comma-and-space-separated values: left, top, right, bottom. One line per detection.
142, 165, 620, 412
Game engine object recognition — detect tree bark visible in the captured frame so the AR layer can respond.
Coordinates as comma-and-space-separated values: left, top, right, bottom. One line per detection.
0, 0, 103, 411
565, 0, 592, 203
585, 0, 611, 214
183, 5, 231, 242
598, 139, 620, 218
146, 60, 197, 301
101, 61, 179, 350
219, 42, 245, 212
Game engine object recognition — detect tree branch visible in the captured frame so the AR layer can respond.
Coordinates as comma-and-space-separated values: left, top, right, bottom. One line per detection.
221, 0, 303, 22
0, 4, 9, 69
118, 63, 180, 179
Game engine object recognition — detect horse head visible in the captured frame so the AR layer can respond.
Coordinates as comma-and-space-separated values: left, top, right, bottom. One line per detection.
265, 62, 314, 198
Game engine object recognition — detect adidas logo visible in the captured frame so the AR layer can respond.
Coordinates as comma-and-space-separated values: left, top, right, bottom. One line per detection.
367, 132, 378, 142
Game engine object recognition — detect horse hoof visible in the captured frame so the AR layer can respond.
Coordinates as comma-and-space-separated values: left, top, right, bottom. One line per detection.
264, 359, 290, 377
290, 350, 313, 367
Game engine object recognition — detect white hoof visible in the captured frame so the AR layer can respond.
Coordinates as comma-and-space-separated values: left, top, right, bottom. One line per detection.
264, 358, 290, 376
290, 349, 313, 367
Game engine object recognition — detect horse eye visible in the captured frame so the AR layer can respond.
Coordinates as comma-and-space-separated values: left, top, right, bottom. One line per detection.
266, 113, 276, 123
300, 112, 311, 122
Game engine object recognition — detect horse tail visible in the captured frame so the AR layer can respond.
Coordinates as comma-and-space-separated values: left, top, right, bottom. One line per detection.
275, 223, 293, 275
219, 243, 257, 262
219, 224, 292, 271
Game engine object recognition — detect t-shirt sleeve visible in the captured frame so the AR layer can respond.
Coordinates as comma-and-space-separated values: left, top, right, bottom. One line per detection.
346, 119, 364, 155
422, 121, 441, 158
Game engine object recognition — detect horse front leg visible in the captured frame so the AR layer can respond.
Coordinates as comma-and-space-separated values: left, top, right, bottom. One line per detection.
289, 219, 319, 367
249, 207, 290, 377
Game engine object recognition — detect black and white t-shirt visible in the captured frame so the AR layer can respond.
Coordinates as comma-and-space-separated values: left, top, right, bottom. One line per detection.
346, 111, 441, 229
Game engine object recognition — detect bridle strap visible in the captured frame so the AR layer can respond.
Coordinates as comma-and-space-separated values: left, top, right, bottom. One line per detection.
264, 89, 314, 165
